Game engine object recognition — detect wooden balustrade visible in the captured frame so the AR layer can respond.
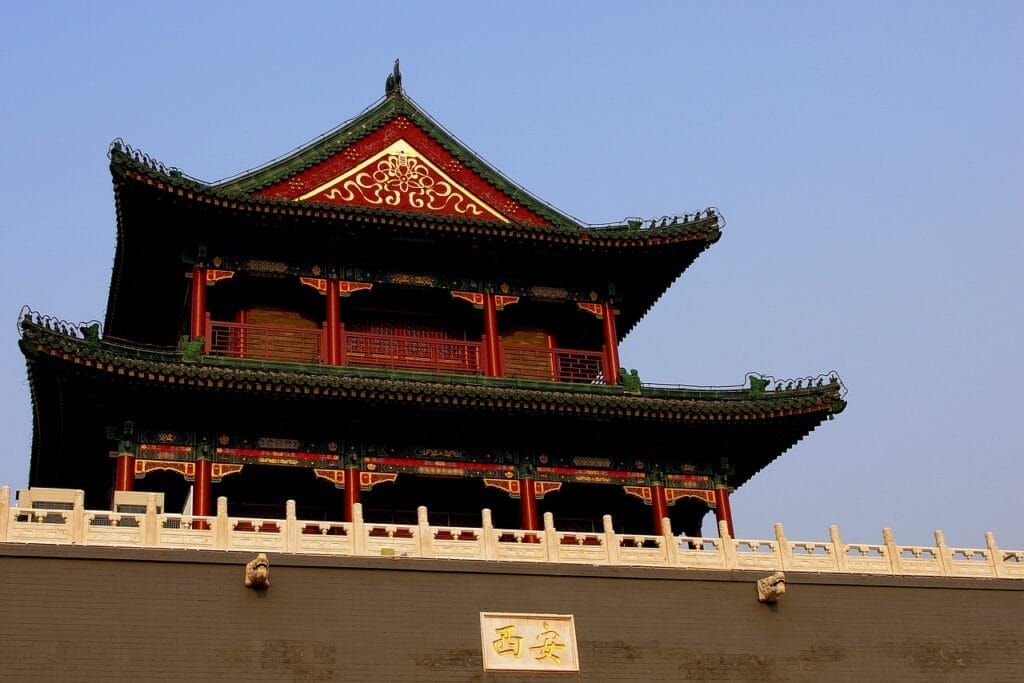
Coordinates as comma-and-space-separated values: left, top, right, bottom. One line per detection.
203, 319, 607, 383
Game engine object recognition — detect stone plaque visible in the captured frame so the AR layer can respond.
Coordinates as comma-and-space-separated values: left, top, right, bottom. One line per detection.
480, 612, 579, 673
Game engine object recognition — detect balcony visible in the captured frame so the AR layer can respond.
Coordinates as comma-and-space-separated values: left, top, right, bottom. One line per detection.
204, 319, 606, 383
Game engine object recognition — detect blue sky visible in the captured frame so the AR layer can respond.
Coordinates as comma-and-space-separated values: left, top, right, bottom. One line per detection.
2, 2, 1021, 549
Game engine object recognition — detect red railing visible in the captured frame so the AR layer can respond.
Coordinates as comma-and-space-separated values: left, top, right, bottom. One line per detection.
206, 320, 324, 364
343, 330, 482, 374
204, 320, 603, 383
503, 344, 605, 384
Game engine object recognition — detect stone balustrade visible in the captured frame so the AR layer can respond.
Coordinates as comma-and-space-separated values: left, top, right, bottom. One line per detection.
1, 486, 1021, 579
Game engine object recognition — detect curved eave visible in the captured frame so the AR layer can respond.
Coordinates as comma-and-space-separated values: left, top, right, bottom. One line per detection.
105, 154, 721, 341
110, 151, 722, 245
21, 323, 844, 425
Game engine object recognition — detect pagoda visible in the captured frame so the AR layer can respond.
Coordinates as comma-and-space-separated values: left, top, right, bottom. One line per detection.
17, 62, 845, 539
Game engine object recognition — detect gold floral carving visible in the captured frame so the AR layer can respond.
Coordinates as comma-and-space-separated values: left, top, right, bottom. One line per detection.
314, 469, 347, 487
205, 270, 235, 286
666, 489, 716, 505
338, 281, 373, 296
299, 277, 327, 294
484, 479, 520, 496
211, 464, 244, 482
359, 472, 398, 490
300, 139, 509, 223
534, 481, 562, 499
134, 460, 194, 479
624, 485, 652, 503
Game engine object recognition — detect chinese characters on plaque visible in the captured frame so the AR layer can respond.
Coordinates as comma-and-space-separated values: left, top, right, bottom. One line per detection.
480, 612, 579, 672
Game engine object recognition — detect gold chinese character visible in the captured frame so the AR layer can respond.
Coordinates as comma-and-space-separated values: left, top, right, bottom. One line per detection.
492, 625, 523, 658
529, 622, 567, 663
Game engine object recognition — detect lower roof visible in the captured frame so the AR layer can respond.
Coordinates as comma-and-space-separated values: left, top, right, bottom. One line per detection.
19, 314, 845, 500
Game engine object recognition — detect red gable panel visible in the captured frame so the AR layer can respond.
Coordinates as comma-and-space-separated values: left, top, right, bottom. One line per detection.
255, 117, 551, 227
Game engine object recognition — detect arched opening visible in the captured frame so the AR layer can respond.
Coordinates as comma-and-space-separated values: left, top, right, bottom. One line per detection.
538, 482, 653, 534
361, 474, 517, 528
212, 465, 343, 520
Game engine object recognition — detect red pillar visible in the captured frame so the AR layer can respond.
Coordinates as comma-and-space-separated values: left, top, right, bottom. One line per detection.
519, 477, 538, 531
343, 465, 361, 523
714, 485, 735, 537
190, 265, 207, 340
651, 483, 668, 534
115, 455, 135, 493
193, 458, 212, 520
326, 277, 340, 365
601, 301, 620, 385
483, 292, 502, 377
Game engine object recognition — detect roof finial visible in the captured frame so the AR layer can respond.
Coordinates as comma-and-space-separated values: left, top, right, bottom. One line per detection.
385, 58, 403, 98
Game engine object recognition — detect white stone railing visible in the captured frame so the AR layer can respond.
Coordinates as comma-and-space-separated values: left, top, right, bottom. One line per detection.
1, 486, 1021, 579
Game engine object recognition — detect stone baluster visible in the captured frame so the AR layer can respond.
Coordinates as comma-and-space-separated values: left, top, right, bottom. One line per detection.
660, 516, 678, 568
718, 520, 737, 570
143, 493, 159, 547
70, 489, 86, 545
0, 486, 9, 542
417, 506, 431, 558
543, 512, 557, 562
285, 500, 297, 553
882, 528, 900, 574
986, 532, 1007, 578
214, 496, 229, 549
481, 508, 497, 560
774, 522, 792, 571
829, 525, 848, 573
602, 514, 619, 565
352, 503, 366, 556
934, 530, 955, 576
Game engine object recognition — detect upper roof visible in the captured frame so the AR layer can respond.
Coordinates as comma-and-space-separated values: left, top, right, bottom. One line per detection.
104, 68, 722, 343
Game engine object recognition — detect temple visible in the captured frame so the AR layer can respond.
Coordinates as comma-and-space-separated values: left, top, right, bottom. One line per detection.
9, 65, 1024, 681
17, 63, 846, 541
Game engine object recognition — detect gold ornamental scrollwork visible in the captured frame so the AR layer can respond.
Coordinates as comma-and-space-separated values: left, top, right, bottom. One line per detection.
300, 139, 509, 223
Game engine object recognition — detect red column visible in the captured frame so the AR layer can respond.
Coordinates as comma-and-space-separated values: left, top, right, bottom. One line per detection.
326, 277, 340, 365
190, 266, 207, 340
483, 292, 502, 377
343, 466, 361, 523
601, 301, 620, 385
235, 309, 248, 358
651, 483, 668, 534
519, 477, 538, 531
115, 455, 135, 493
714, 485, 735, 538
193, 458, 212, 520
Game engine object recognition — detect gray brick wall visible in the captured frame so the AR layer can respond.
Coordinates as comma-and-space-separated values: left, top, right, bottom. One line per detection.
0, 545, 1021, 681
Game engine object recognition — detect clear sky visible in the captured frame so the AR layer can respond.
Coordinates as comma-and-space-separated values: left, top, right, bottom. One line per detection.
2, 2, 1021, 549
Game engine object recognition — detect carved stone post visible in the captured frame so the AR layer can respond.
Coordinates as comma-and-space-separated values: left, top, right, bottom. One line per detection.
417, 505, 431, 558
0, 486, 9, 542
352, 502, 366, 555
983, 532, 1007, 581
829, 525, 849, 573
481, 508, 497, 560
285, 499, 298, 553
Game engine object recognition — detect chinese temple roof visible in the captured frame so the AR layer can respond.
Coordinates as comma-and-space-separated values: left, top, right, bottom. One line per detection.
19, 315, 846, 497
104, 70, 721, 344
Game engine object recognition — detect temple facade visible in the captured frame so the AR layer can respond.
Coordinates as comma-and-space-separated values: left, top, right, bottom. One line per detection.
18, 64, 846, 541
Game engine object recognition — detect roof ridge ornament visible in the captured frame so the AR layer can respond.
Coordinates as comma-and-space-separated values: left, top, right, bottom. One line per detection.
385, 58, 403, 98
